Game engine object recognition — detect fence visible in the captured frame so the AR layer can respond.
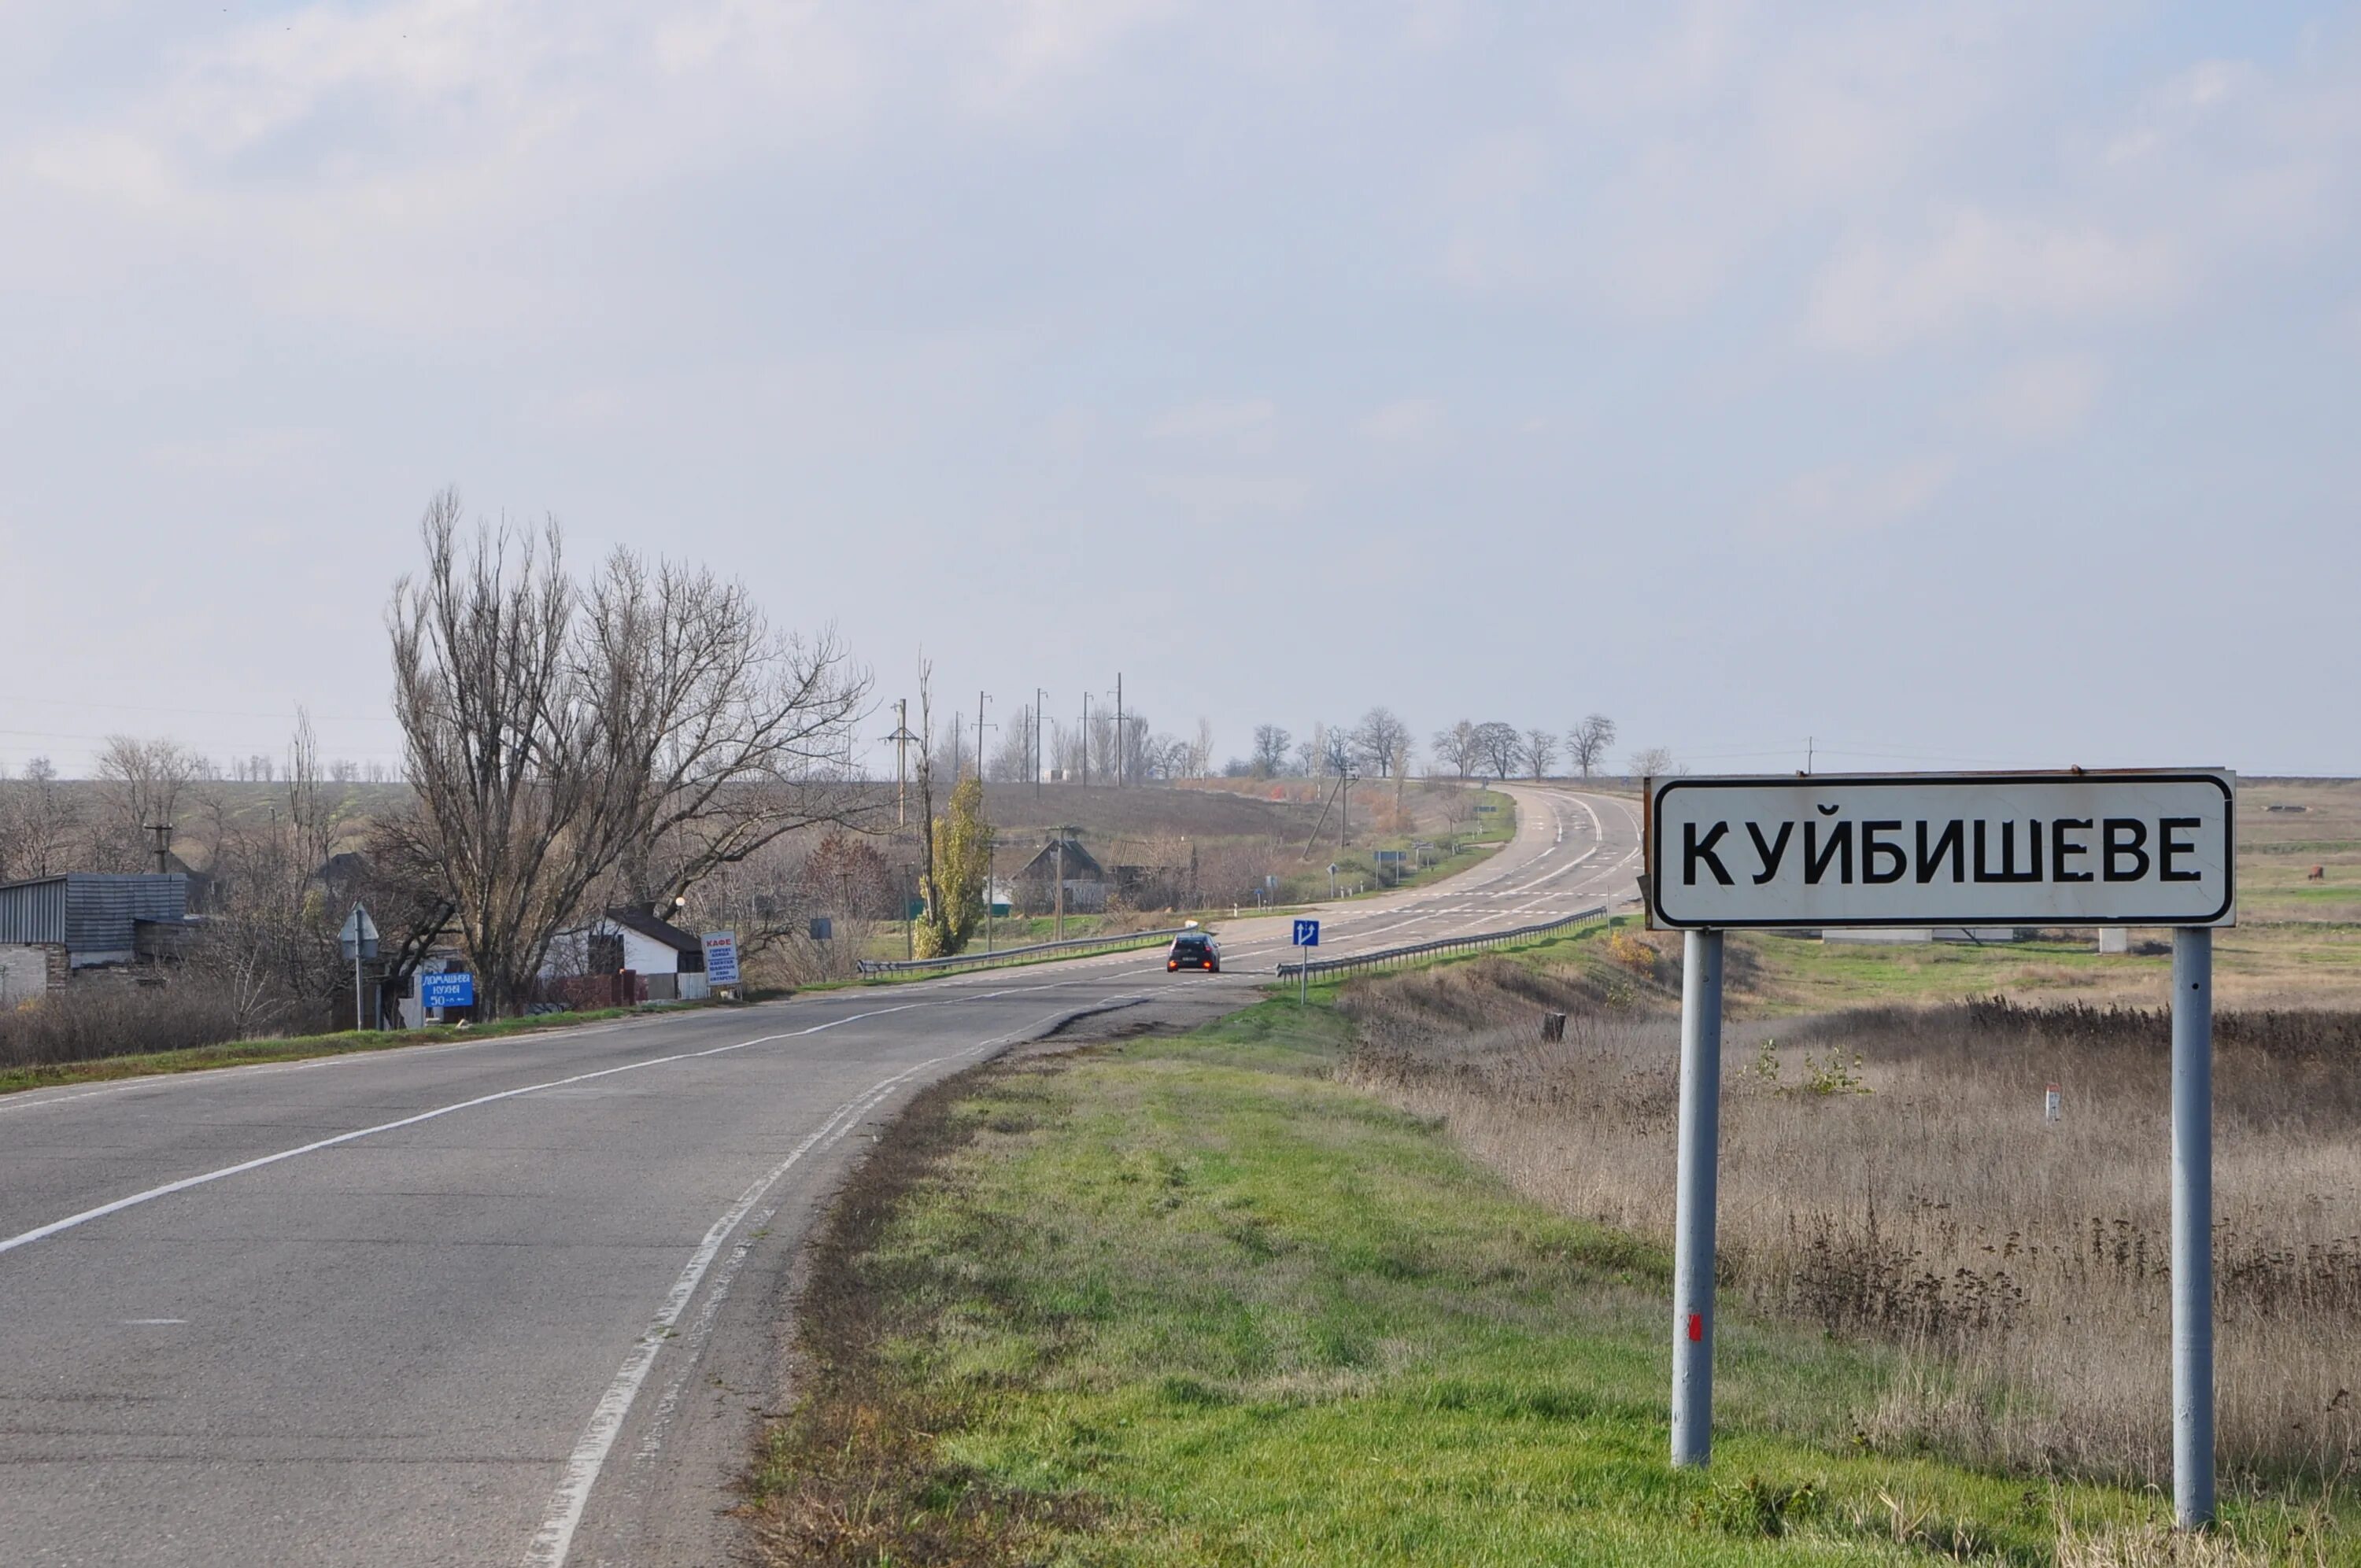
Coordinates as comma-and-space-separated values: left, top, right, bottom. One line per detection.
855, 927, 1191, 979
1276, 906, 1609, 982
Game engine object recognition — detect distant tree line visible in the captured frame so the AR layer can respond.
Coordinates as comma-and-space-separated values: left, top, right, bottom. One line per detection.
1206, 710, 1668, 784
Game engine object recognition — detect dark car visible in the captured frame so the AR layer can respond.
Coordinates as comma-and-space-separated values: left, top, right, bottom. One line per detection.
1166, 930, 1221, 973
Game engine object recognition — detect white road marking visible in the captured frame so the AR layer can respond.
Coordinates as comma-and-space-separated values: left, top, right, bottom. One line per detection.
119, 1318, 186, 1325
0, 1004, 951, 1260
526, 991, 1166, 1568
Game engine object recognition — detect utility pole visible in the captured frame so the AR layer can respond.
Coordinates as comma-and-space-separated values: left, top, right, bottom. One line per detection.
143, 822, 172, 875
1035, 688, 1046, 796
1340, 770, 1354, 850
885, 699, 917, 827
1052, 832, 1067, 942
1081, 695, 1090, 787
1115, 673, 1124, 789
977, 691, 992, 781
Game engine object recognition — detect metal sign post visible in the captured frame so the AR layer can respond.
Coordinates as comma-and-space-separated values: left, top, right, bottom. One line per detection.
338, 905, 379, 1031
2173, 927, 2214, 1529
1670, 927, 1722, 1466
1645, 770, 2233, 1520
1293, 918, 1319, 1003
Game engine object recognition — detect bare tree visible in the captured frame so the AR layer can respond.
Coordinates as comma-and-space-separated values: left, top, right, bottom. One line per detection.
91, 735, 205, 870
1567, 714, 1617, 780
1349, 707, 1410, 780
1472, 721, 1522, 780
989, 707, 1038, 782
1188, 718, 1215, 780
1250, 725, 1291, 779
1294, 725, 1327, 779
1524, 728, 1558, 780
0, 757, 77, 880
389, 489, 867, 1015
1628, 744, 1677, 779
1430, 721, 1481, 779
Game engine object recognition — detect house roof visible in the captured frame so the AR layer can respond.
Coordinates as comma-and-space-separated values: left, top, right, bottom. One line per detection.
1014, 839, 1106, 880
604, 906, 703, 954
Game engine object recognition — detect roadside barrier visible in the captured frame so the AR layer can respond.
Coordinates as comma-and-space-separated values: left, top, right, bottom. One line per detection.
855, 927, 1190, 979
1275, 906, 1609, 982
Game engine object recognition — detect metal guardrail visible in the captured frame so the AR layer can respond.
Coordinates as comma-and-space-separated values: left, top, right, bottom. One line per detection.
856, 926, 1190, 979
1276, 906, 1609, 982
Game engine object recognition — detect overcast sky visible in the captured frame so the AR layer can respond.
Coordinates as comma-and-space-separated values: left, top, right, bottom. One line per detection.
3, 2, 2356, 780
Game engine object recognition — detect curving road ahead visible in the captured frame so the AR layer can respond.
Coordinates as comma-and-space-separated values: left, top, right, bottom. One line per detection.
0, 785, 1639, 1567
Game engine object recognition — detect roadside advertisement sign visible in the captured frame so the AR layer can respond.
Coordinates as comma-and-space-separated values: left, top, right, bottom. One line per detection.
701, 931, 741, 987
1647, 771, 2234, 929
419, 972, 475, 1010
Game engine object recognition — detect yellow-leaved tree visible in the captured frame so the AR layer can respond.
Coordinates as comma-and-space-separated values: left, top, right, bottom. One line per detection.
915, 773, 993, 957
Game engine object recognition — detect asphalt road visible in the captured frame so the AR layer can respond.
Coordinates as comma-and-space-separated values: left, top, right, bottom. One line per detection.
0, 785, 1640, 1567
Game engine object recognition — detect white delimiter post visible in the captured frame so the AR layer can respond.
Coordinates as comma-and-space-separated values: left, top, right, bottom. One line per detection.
2172, 926, 2215, 1528
1671, 928, 1724, 1467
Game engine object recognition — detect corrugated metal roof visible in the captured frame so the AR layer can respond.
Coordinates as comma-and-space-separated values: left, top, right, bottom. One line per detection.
0, 874, 187, 952
0, 877, 68, 944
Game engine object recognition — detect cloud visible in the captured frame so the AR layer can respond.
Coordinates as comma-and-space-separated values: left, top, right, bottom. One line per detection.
1359, 398, 1444, 443
1757, 454, 1956, 542
1147, 397, 1277, 446
1803, 208, 2183, 354
1974, 352, 2106, 443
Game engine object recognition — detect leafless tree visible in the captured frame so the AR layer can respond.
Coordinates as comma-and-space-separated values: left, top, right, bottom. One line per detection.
989, 707, 1038, 782
1567, 714, 1617, 780
389, 489, 867, 1015
1188, 718, 1215, 780
1524, 729, 1558, 780
91, 735, 206, 870
1430, 721, 1481, 779
1295, 725, 1328, 779
0, 758, 78, 880
1250, 725, 1291, 779
1628, 744, 1677, 779
1047, 719, 1086, 780
1350, 707, 1411, 780
1473, 721, 1522, 780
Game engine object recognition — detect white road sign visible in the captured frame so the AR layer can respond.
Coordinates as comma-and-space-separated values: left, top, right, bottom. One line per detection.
1648, 771, 2234, 929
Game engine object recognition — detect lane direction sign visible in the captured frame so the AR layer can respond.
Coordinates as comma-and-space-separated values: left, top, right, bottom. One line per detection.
1292, 918, 1320, 946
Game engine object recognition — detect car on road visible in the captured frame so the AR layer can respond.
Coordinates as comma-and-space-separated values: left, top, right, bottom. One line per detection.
1166, 929, 1221, 973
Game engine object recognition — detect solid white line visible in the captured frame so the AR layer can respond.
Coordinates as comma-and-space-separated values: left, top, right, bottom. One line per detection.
519, 1056, 944, 1568
524, 992, 1161, 1568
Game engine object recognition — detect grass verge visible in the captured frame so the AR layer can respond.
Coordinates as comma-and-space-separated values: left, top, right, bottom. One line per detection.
742, 994, 2351, 1564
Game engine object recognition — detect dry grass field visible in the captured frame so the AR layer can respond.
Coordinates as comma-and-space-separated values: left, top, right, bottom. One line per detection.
1338, 943, 2361, 1495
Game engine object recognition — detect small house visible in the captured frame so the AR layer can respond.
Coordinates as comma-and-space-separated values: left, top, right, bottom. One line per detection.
1010, 838, 1108, 914
542, 906, 710, 1001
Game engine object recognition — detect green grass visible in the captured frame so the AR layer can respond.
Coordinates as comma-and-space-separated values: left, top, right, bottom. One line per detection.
0, 1003, 689, 1098
747, 994, 2352, 1564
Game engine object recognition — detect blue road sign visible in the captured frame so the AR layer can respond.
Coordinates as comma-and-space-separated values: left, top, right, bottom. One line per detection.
1292, 918, 1321, 947
419, 972, 475, 1009
1374, 849, 1405, 862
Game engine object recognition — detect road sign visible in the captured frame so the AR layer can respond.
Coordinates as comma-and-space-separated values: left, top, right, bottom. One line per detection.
1647, 771, 2234, 929
1374, 850, 1405, 863
809, 917, 833, 942
338, 905, 379, 961
701, 931, 741, 987
1650, 767, 2234, 1529
419, 971, 475, 1009
1292, 918, 1320, 947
